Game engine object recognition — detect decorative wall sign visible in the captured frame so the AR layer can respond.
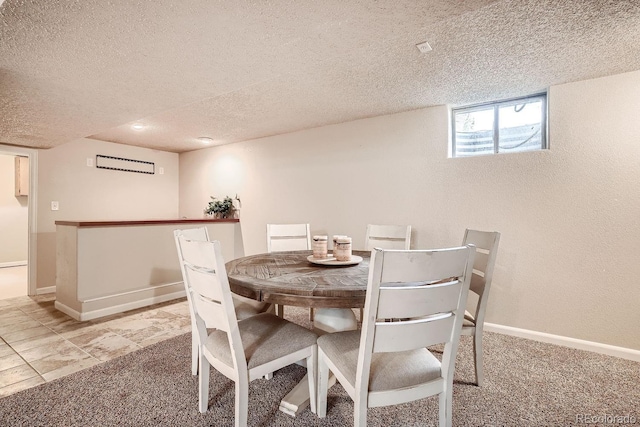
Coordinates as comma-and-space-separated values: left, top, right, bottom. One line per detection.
96, 155, 155, 174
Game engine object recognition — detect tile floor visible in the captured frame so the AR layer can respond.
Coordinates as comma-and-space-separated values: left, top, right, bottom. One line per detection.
0, 265, 28, 300
0, 293, 191, 398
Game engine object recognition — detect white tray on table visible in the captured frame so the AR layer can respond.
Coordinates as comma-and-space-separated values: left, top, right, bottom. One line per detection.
307, 254, 363, 266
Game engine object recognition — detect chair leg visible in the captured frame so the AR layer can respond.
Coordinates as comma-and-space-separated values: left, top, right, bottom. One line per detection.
191, 334, 198, 375
473, 327, 484, 386
354, 394, 367, 427
306, 346, 318, 414
439, 385, 453, 427
235, 377, 249, 427
276, 304, 285, 318
438, 392, 446, 427
317, 349, 329, 418
198, 353, 210, 413
263, 372, 273, 380
309, 307, 314, 321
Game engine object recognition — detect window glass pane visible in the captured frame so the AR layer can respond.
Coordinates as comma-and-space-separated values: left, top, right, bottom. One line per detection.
498, 100, 543, 153
454, 108, 494, 157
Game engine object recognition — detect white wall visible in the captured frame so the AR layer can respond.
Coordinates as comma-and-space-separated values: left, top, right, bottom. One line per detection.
37, 138, 179, 289
180, 70, 640, 351
0, 154, 28, 264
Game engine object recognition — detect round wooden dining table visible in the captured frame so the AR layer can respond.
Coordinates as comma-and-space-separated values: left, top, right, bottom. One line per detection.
225, 249, 371, 417
225, 249, 370, 310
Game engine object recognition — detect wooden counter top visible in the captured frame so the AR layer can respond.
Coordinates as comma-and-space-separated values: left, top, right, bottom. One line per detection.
54, 217, 241, 320
55, 218, 239, 227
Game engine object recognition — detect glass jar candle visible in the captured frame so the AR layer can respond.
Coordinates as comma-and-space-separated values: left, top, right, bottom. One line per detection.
334, 236, 352, 261
312, 235, 328, 259
332, 235, 346, 254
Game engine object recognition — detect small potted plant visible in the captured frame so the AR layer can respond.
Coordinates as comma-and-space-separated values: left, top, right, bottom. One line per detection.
204, 196, 237, 219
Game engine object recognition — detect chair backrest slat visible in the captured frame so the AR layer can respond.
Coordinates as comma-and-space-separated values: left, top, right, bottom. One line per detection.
378, 248, 470, 284
472, 250, 489, 275
180, 234, 217, 269
269, 237, 310, 252
377, 281, 462, 319
464, 229, 497, 251
365, 224, 411, 250
267, 223, 311, 252
176, 226, 210, 242
191, 291, 229, 332
372, 314, 456, 352
184, 265, 224, 305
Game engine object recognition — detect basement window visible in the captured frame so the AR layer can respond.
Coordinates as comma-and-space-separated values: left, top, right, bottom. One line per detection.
451, 93, 547, 157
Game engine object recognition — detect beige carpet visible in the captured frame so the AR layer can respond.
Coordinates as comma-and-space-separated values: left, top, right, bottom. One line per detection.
0, 307, 638, 426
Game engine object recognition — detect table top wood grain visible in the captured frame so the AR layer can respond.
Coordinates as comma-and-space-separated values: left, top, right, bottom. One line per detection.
225, 250, 370, 308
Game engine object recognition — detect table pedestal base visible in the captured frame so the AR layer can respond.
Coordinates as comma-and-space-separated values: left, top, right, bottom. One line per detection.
278, 373, 336, 416
312, 307, 358, 333
279, 307, 357, 417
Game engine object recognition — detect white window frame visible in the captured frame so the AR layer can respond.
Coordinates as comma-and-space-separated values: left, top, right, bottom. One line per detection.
451, 93, 548, 157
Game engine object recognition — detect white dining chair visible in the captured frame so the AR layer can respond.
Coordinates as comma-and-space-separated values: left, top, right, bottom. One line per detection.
364, 224, 411, 250
459, 229, 500, 386
266, 223, 311, 253
317, 245, 476, 427
176, 236, 318, 426
174, 227, 273, 375
359, 224, 412, 321
266, 223, 312, 318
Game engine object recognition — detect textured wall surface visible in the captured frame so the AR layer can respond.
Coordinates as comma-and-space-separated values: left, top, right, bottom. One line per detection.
0, 154, 28, 263
180, 70, 640, 350
36, 138, 179, 288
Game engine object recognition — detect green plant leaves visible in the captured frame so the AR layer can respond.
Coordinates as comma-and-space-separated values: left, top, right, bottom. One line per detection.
204, 196, 235, 218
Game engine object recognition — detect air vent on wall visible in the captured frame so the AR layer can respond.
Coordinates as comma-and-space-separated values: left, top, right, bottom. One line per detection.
96, 155, 155, 174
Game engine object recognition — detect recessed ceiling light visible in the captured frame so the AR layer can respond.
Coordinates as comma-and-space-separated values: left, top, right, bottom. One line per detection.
132, 123, 145, 131
198, 137, 214, 144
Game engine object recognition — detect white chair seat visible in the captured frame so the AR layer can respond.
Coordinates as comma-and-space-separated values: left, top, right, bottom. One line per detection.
462, 318, 475, 328
463, 310, 476, 324
233, 295, 273, 321
318, 330, 442, 392
206, 313, 318, 369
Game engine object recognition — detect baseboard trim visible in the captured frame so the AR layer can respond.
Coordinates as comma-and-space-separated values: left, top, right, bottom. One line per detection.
484, 322, 640, 362
55, 290, 186, 321
80, 281, 183, 303
0, 261, 27, 268
36, 286, 56, 295
54, 301, 82, 321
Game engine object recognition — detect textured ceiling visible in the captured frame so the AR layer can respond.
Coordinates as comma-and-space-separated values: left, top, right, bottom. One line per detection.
1, 0, 640, 153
